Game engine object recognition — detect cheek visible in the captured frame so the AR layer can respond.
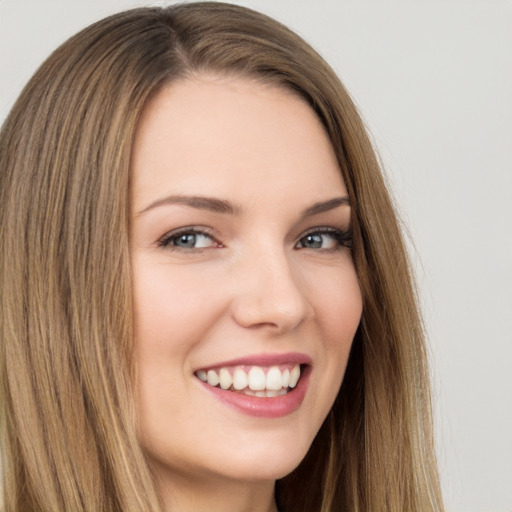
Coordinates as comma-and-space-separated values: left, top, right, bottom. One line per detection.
131, 256, 230, 451
132, 255, 225, 355
306, 261, 362, 399
306, 259, 362, 346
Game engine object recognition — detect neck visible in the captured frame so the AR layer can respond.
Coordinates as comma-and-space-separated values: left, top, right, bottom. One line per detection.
156, 471, 278, 512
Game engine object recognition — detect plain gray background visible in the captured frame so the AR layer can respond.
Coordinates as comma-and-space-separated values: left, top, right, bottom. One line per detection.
1, 1, 511, 511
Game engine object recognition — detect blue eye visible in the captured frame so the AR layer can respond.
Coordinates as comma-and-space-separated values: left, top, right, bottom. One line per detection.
158, 229, 218, 250
299, 233, 326, 249
296, 228, 351, 250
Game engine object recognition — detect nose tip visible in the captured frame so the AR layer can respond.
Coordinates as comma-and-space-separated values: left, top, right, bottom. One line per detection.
230, 258, 313, 333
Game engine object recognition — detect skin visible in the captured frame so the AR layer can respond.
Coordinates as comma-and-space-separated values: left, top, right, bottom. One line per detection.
130, 75, 363, 512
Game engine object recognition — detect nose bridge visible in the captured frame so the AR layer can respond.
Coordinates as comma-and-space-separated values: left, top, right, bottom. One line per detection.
231, 240, 312, 332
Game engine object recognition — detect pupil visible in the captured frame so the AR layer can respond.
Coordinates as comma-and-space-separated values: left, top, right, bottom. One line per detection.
304, 234, 322, 248
176, 234, 196, 247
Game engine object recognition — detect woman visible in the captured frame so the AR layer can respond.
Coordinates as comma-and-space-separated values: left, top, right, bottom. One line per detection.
0, 3, 444, 511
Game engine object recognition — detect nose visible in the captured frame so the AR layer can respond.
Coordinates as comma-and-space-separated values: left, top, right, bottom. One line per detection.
230, 248, 313, 334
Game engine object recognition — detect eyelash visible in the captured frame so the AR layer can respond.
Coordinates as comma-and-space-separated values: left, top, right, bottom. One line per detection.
157, 227, 220, 251
156, 226, 352, 252
297, 227, 353, 251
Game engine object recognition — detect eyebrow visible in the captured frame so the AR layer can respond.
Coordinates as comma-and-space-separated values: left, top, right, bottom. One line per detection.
300, 197, 351, 218
137, 195, 241, 216
137, 194, 350, 217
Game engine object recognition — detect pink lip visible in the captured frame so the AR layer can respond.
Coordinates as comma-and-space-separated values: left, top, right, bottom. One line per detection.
195, 351, 312, 372
195, 352, 312, 419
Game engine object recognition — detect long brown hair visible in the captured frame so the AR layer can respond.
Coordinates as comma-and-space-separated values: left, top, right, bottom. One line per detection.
0, 3, 443, 511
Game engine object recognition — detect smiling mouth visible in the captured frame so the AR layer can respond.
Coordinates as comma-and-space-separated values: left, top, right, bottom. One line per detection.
194, 364, 302, 398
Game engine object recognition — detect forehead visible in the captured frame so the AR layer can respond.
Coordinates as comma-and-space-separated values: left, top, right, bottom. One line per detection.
131, 76, 346, 210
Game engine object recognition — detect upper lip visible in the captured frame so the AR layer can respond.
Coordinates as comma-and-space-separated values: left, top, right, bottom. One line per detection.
195, 352, 312, 371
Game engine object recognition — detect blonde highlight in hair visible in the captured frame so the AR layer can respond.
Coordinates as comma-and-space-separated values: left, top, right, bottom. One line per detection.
0, 3, 443, 511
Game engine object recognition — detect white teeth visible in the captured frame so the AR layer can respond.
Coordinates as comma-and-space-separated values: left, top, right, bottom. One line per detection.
266, 366, 283, 390
232, 367, 248, 390
281, 368, 290, 388
289, 365, 300, 388
248, 366, 266, 391
197, 363, 302, 395
219, 368, 232, 390
206, 370, 219, 387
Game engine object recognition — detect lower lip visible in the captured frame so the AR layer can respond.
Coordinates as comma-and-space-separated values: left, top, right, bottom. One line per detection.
198, 366, 311, 418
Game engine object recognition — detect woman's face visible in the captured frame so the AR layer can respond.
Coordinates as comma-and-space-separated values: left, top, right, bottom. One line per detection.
131, 76, 362, 488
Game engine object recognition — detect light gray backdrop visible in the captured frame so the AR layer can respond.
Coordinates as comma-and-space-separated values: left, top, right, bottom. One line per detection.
1, 1, 511, 511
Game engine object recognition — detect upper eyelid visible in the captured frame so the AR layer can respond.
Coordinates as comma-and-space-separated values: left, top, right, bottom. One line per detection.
297, 226, 351, 239
157, 226, 218, 246
295, 226, 352, 248
300, 226, 345, 234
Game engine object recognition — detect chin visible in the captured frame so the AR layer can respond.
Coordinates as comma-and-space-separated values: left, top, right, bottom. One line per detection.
208, 429, 316, 482
145, 423, 315, 486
